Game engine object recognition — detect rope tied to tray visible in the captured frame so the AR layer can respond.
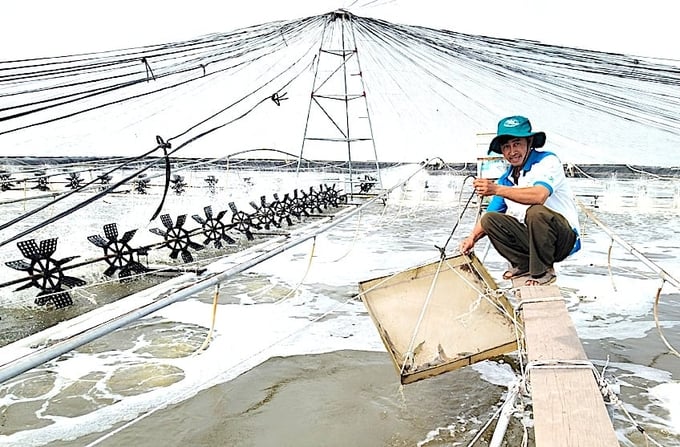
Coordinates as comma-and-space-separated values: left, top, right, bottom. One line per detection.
399, 255, 446, 374
399, 254, 523, 375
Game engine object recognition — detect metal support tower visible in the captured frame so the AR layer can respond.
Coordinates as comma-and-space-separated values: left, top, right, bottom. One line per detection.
297, 10, 382, 195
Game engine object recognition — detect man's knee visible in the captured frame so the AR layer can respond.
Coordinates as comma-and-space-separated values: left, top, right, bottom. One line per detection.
525, 205, 549, 223
480, 211, 497, 230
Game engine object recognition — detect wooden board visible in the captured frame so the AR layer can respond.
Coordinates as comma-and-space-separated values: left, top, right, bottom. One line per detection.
517, 284, 619, 446
359, 253, 518, 384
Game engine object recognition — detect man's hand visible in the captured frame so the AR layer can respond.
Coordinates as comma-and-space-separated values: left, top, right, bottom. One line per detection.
473, 178, 497, 197
459, 235, 475, 255
459, 221, 486, 255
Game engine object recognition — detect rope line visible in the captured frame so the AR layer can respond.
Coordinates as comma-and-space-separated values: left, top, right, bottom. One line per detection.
399, 256, 445, 375
653, 280, 680, 358
577, 199, 680, 360
435, 174, 476, 257
318, 210, 364, 263
195, 283, 221, 353
274, 236, 317, 305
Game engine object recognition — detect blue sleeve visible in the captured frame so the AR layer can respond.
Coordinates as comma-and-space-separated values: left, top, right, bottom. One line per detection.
533, 180, 554, 195
486, 195, 507, 213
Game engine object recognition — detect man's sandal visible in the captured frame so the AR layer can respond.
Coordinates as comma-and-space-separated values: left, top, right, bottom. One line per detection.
502, 266, 529, 280
524, 268, 556, 286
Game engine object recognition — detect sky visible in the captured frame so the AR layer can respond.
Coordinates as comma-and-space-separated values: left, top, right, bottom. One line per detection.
2, 0, 679, 165
2, 0, 679, 60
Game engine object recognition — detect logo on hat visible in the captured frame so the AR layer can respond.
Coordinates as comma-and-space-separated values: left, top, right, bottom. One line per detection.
503, 118, 521, 128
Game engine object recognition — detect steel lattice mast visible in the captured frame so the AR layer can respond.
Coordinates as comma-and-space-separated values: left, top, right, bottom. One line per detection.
297, 10, 383, 195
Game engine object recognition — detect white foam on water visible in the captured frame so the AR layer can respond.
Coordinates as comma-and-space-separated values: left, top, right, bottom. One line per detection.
601, 361, 673, 384
2, 173, 680, 446
649, 382, 680, 433
0, 290, 385, 446
472, 360, 517, 388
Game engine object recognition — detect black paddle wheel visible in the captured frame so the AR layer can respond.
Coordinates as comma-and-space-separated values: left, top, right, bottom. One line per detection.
192, 206, 235, 248
170, 174, 188, 195
250, 196, 281, 230
65, 172, 84, 190
0, 171, 15, 192
133, 174, 151, 194
149, 214, 204, 263
288, 189, 310, 221
229, 202, 260, 240
33, 171, 50, 191
272, 193, 294, 227
5, 238, 86, 308
88, 223, 149, 279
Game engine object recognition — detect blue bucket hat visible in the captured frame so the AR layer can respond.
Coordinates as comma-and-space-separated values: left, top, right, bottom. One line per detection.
488, 116, 546, 154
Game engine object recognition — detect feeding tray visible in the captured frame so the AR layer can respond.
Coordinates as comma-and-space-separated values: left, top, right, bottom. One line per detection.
359, 253, 518, 384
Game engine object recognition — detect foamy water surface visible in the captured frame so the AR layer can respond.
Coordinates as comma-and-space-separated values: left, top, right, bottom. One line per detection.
0, 166, 679, 446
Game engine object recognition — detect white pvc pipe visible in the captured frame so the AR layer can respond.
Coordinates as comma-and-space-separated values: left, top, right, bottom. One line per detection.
489, 381, 521, 447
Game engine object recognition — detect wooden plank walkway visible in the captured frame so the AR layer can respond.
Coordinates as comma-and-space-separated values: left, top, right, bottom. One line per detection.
513, 281, 619, 446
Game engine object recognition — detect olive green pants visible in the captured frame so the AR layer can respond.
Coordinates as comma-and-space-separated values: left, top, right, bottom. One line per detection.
480, 205, 576, 277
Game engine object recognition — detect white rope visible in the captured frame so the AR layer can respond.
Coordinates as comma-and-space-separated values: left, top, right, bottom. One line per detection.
318, 210, 363, 263
593, 358, 665, 447
274, 236, 316, 305
380, 182, 409, 226
318, 173, 417, 264
195, 282, 220, 353
653, 280, 680, 358
577, 198, 680, 290
569, 163, 599, 180
445, 257, 524, 337
400, 256, 445, 375
606, 236, 618, 291
624, 164, 677, 181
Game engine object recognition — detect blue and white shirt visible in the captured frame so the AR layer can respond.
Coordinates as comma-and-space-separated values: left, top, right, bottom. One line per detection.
486, 150, 581, 254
